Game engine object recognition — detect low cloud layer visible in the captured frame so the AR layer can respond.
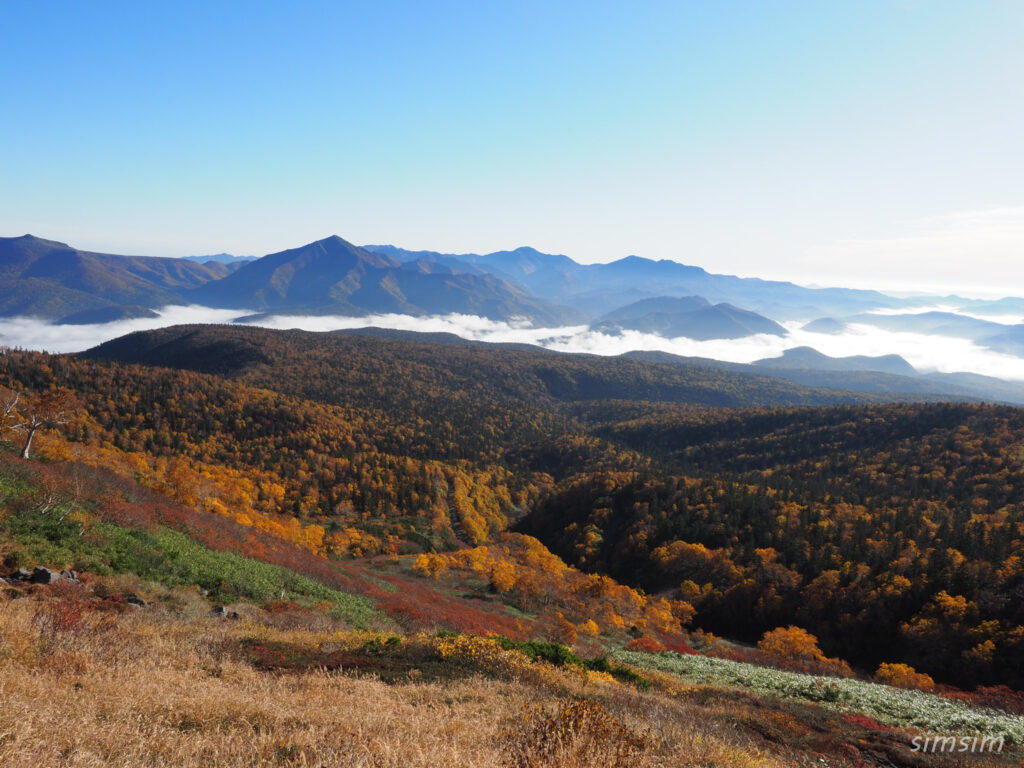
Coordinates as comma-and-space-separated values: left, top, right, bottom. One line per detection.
3, 305, 1024, 382
0, 306, 245, 354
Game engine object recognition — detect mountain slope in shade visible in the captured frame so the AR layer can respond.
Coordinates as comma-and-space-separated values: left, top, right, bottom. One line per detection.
593, 296, 787, 340
190, 236, 584, 324
0, 234, 231, 320
81, 323, 916, 408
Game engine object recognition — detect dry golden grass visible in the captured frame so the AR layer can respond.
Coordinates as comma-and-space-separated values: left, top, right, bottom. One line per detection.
0, 587, 796, 768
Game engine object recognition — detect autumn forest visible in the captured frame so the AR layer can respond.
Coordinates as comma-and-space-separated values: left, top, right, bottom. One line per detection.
0, 324, 1020, 702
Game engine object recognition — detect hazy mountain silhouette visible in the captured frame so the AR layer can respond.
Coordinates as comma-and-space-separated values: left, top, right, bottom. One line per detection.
181, 253, 257, 265
806, 311, 1024, 357
365, 244, 898, 320
592, 296, 787, 340
625, 349, 1024, 404
753, 346, 917, 376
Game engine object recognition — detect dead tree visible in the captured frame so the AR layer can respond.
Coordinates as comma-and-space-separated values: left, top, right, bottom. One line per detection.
12, 389, 74, 459
0, 387, 19, 440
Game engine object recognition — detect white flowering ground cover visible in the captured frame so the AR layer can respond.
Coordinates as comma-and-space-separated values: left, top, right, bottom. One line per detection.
614, 649, 1024, 743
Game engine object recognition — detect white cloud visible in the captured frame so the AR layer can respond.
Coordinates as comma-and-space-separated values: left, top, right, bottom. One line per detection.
247, 312, 1024, 380
3, 305, 1024, 383
0, 305, 248, 354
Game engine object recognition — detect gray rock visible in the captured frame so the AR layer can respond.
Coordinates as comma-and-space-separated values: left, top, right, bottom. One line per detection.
124, 593, 147, 607
212, 605, 229, 618
11, 567, 31, 581
30, 566, 61, 584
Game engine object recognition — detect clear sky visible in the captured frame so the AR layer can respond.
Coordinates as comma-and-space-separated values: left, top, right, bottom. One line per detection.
2, 1, 1023, 295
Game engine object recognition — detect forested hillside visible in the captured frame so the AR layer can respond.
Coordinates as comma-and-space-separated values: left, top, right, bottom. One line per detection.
520, 404, 1024, 687
2, 324, 1023, 694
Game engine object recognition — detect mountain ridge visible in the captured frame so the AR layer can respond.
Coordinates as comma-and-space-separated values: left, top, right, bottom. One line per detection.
0, 234, 230, 321
593, 296, 788, 340
363, 242, 898, 320
189, 235, 584, 324
81, 323, 955, 409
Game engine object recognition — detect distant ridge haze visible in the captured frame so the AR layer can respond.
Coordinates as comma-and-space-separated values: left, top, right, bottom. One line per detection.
362, 242, 898, 320
5, 232, 1024, 397
2, 232, 909, 326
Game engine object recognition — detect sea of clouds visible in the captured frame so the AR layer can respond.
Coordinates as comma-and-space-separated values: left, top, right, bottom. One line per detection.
3, 304, 1024, 382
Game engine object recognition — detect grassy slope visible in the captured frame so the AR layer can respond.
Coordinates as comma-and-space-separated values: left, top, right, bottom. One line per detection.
0, 458, 381, 629
2, 451, 1022, 766
2, 589, 1020, 767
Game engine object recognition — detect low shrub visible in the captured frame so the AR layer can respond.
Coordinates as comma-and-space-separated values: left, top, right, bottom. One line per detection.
503, 699, 648, 768
494, 637, 583, 668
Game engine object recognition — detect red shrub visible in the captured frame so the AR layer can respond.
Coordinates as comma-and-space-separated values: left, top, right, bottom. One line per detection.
659, 636, 698, 655
940, 684, 1024, 715
625, 636, 666, 653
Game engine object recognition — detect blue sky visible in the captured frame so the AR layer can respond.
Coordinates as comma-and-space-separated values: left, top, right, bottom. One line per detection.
2, 1, 1023, 294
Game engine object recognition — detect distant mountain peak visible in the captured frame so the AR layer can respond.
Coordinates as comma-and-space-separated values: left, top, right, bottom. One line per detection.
186, 235, 582, 324
299, 234, 363, 254
508, 246, 551, 256
10, 234, 72, 248
603, 254, 710, 275
318, 234, 354, 247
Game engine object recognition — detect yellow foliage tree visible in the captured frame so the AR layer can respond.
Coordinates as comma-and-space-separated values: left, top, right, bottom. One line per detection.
758, 625, 826, 661
490, 560, 517, 592
875, 662, 935, 691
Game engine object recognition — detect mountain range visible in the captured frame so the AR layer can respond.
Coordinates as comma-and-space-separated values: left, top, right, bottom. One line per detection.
363, 244, 900, 320
5, 231, 1024, 403
4, 232, 1019, 336
0, 231, 911, 329
0, 234, 584, 326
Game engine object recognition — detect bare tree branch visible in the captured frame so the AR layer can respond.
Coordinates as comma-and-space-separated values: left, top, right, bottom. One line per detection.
0, 387, 19, 441
10, 389, 75, 459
